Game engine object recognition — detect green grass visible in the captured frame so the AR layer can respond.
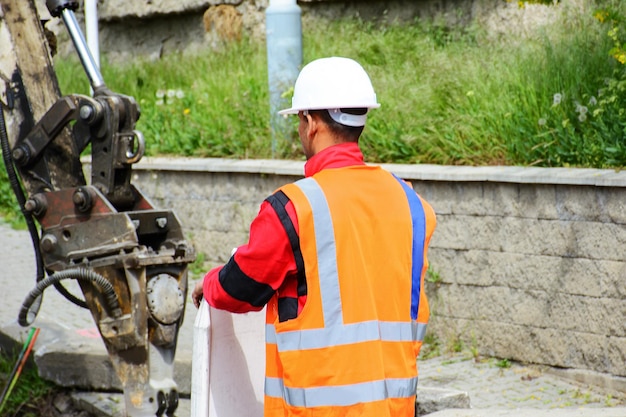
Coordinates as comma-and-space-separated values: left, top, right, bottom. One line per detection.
54, 1, 625, 167
0, 349, 55, 416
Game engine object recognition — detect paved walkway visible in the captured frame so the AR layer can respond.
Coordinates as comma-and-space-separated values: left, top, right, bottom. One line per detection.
1, 220, 624, 416
419, 354, 624, 410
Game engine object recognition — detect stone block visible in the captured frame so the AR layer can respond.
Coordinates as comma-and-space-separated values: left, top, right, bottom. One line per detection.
428, 284, 624, 336
99, 13, 207, 61
429, 248, 624, 298
192, 230, 250, 263
418, 182, 560, 219
424, 181, 626, 223
428, 249, 498, 287
517, 183, 559, 220
552, 185, 626, 224
427, 318, 626, 377
569, 221, 626, 261
431, 215, 625, 261
546, 294, 625, 336
97, 0, 212, 20
416, 386, 470, 416
601, 187, 626, 223
548, 367, 626, 398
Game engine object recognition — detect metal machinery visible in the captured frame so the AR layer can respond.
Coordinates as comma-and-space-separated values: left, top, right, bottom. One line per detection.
0, 0, 195, 415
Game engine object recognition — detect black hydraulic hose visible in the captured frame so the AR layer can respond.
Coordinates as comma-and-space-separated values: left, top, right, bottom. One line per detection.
0, 104, 88, 310
19, 267, 122, 327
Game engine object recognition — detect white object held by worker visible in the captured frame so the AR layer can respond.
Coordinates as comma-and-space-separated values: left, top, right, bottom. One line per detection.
191, 299, 265, 417
191, 299, 211, 416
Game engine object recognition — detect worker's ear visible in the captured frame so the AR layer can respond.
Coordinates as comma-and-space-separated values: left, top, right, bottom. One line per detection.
305, 112, 318, 140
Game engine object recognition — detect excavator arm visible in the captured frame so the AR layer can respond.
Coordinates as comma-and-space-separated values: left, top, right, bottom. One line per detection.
0, 1, 195, 415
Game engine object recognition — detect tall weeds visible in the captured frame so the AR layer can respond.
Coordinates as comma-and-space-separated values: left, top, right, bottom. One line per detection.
51, 0, 624, 168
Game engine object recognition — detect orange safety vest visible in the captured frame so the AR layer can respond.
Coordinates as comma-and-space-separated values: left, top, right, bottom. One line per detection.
264, 165, 435, 417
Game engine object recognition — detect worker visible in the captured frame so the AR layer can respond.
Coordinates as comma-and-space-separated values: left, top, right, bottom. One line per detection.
192, 56, 437, 416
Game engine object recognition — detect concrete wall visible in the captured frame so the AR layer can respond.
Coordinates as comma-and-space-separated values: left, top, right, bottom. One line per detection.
126, 157, 626, 379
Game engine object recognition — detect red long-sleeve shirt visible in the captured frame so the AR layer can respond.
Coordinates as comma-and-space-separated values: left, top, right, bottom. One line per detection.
202, 142, 366, 313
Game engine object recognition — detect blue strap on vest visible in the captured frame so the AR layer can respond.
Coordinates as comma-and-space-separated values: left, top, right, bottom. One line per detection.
392, 174, 426, 321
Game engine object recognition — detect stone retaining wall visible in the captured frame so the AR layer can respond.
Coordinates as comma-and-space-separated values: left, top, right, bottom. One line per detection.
45, 0, 562, 61
127, 157, 626, 378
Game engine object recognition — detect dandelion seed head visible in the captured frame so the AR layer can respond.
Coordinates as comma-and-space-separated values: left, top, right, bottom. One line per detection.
553, 93, 562, 105
538, 118, 547, 126
156, 90, 165, 99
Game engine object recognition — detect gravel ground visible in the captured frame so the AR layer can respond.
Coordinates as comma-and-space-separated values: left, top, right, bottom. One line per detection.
49, 392, 96, 417
5, 391, 95, 417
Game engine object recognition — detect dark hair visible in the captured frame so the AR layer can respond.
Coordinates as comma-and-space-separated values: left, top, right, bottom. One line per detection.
309, 108, 367, 142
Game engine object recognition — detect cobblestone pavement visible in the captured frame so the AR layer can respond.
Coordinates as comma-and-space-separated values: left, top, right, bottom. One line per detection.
1, 220, 625, 416
419, 353, 625, 410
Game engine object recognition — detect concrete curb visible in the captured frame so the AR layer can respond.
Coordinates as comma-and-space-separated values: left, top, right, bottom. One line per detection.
129, 157, 626, 187
425, 408, 626, 417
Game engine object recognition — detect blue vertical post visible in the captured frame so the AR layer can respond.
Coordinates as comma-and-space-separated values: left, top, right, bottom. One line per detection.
266, 0, 302, 157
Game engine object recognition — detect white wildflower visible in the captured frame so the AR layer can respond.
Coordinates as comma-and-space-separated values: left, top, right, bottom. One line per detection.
553, 93, 562, 105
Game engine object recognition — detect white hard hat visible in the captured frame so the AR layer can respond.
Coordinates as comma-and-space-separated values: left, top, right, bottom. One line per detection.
278, 57, 380, 127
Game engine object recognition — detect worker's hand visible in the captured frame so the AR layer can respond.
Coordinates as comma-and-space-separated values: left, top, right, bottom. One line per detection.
191, 279, 205, 309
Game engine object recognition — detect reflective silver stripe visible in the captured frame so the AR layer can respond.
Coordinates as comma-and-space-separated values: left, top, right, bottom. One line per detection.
296, 178, 343, 327
267, 321, 427, 350
272, 320, 415, 352
415, 322, 428, 342
265, 376, 418, 407
265, 376, 284, 398
266, 323, 276, 344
